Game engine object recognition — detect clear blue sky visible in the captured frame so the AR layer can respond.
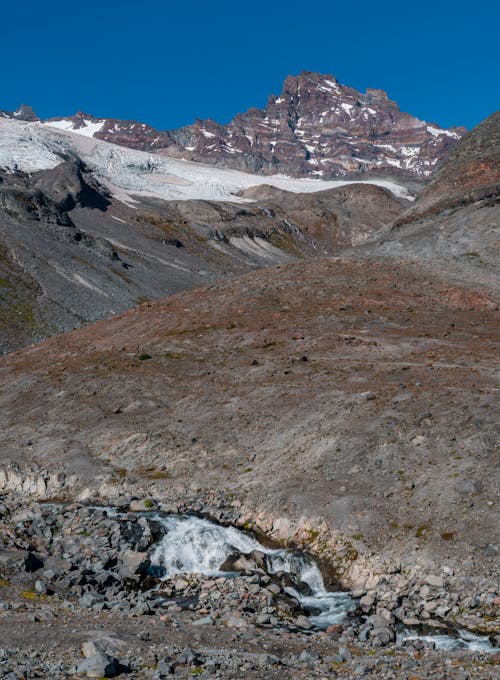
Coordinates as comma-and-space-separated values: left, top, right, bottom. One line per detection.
3, 0, 498, 131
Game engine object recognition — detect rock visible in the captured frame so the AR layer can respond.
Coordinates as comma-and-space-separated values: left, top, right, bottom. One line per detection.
359, 594, 375, 613
424, 574, 444, 588
224, 614, 248, 629
159, 72, 461, 179
177, 647, 201, 665
338, 646, 352, 661
371, 626, 395, 644
119, 549, 151, 579
219, 552, 257, 572
402, 617, 421, 626
34, 579, 47, 594
299, 650, 320, 661
129, 499, 158, 512
79, 592, 105, 608
157, 659, 174, 675
295, 615, 312, 629
77, 653, 121, 678
191, 615, 214, 626
267, 583, 281, 595
78, 642, 124, 678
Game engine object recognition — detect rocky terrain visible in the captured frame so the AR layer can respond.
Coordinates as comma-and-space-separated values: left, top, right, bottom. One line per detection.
352, 111, 500, 294
0, 118, 410, 353
9, 72, 464, 179
0, 89, 497, 678
0, 496, 498, 678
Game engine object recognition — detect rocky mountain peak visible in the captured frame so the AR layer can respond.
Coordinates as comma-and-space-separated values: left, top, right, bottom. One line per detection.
29, 71, 466, 180
0, 103, 39, 121
163, 71, 465, 178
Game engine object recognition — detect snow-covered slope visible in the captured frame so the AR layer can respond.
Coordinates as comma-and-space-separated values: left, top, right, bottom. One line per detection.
0, 119, 415, 204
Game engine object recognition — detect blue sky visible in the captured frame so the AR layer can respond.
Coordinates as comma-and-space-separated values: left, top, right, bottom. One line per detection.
2, 0, 498, 131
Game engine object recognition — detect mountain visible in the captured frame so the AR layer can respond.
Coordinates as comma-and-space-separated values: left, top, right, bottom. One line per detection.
0, 103, 39, 121
0, 117, 409, 353
0, 113, 497, 601
361, 110, 500, 287
40, 72, 464, 179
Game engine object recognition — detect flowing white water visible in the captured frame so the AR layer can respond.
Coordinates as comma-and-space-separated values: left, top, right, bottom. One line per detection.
130, 511, 498, 649
149, 514, 355, 628
398, 629, 499, 653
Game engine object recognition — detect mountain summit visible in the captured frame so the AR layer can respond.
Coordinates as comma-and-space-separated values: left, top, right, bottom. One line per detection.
41, 72, 465, 179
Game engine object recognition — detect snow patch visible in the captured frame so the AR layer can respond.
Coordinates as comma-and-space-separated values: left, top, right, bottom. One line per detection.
427, 125, 460, 139
44, 119, 105, 138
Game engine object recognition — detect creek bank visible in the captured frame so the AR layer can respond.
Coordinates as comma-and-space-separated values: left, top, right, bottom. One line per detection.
0, 493, 498, 653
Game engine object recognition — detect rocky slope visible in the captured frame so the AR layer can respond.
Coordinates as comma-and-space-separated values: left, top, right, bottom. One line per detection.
0, 103, 498, 680
40, 72, 464, 179
0, 118, 409, 353
359, 110, 500, 288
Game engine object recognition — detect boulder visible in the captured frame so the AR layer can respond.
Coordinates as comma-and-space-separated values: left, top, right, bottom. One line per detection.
119, 550, 151, 579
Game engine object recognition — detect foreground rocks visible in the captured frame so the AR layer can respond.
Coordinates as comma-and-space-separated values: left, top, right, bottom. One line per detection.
0, 493, 498, 678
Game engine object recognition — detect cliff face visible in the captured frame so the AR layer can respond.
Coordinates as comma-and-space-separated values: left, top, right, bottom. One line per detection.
164, 72, 464, 178
41, 72, 464, 179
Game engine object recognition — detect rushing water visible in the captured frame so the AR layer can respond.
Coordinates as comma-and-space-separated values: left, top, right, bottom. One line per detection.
149, 514, 355, 628
398, 629, 498, 652
126, 511, 497, 651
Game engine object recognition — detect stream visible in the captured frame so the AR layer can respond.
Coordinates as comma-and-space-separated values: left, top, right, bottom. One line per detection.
147, 513, 498, 652
149, 513, 355, 628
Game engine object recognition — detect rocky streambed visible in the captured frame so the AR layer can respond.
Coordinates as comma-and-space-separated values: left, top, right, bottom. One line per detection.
0, 493, 499, 678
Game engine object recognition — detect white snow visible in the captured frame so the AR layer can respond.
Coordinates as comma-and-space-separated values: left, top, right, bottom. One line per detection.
275, 97, 285, 104
0, 118, 416, 203
43, 118, 105, 138
427, 125, 460, 139
0, 121, 64, 171
324, 79, 340, 91
200, 128, 216, 139
341, 103, 354, 114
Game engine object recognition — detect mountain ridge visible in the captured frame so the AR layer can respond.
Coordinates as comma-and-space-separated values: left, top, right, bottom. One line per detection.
3, 72, 465, 180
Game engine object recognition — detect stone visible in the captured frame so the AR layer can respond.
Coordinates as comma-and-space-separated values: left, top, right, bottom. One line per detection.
424, 574, 444, 588
359, 594, 375, 612
224, 614, 248, 629
34, 579, 47, 594
119, 549, 151, 579
79, 592, 105, 608
191, 615, 214, 626
371, 626, 394, 644
295, 615, 312, 629
129, 498, 158, 512
157, 659, 174, 675
77, 644, 122, 678
77, 655, 121, 678
177, 647, 200, 665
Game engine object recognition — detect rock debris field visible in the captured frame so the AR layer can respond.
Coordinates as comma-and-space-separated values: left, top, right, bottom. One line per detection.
0, 496, 498, 679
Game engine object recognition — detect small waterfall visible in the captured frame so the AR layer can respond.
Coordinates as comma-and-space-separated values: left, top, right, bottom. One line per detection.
147, 513, 499, 649
149, 514, 355, 628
